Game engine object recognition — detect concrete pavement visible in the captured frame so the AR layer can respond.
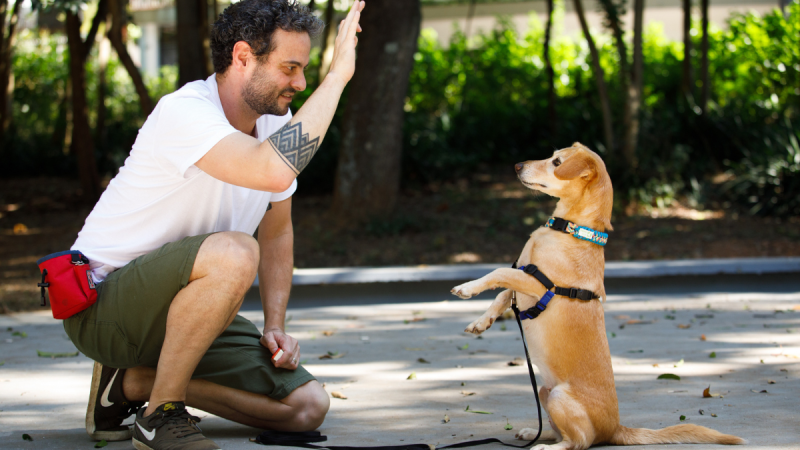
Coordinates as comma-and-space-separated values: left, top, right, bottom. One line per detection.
1, 274, 799, 449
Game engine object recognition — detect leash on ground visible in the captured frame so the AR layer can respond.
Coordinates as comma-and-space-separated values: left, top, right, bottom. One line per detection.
252, 290, 544, 450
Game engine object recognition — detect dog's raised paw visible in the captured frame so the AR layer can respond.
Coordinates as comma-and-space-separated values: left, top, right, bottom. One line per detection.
464, 316, 493, 334
450, 283, 476, 299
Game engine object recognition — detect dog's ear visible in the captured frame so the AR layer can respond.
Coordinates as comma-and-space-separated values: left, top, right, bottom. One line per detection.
554, 151, 596, 181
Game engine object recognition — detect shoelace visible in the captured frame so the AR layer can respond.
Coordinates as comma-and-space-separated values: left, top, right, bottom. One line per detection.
148, 409, 203, 439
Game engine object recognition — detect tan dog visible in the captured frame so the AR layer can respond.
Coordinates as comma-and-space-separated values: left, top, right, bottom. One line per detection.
450, 143, 744, 450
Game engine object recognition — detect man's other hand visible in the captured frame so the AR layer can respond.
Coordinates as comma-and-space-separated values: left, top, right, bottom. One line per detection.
327, 0, 365, 84
261, 328, 300, 370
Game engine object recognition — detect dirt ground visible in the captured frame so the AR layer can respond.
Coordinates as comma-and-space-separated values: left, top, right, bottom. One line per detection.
2, 176, 799, 312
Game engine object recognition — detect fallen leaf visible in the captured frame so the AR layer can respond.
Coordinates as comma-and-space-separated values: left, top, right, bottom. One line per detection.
22, 434, 32, 441
95, 439, 108, 448
504, 421, 513, 430
674, 359, 685, 368
679, 415, 686, 421
464, 405, 492, 414
321, 330, 336, 336
709, 352, 717, 358
658, 374, 681, 380
36, 350, 78, 358
500, 323, 507, 331
699, 409, 704, 415
677, 324, 691, 329
460, 391, 476, 396
407, 372, 417, 380
508, 358, 523, 366
768, 380, 776, 384
13, 223, 29, 235
461, 382, 466, 386
665, 315, 676, 320
417, 358, 431, 364
700, 334, 707, 341
626, 319, 655, 325
331, 391, 347, 399
711, 413, 718, 417
750, 389, 768, 394
319, 351, 345, 360
11, 331, 27, 338
458, 344, 469, 350
442, 415, 450, 424
780, 368, 788, 372
652, 363, 659, 367
702, 386, 720, 398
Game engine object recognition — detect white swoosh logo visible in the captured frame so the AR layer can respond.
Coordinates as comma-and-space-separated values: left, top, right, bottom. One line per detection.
137, 422, 157, 441
100, 369, 118, 408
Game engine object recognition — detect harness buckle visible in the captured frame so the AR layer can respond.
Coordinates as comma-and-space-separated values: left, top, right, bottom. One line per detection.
569, 288, 578, 298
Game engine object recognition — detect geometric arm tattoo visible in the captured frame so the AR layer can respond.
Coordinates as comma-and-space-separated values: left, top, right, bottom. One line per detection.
268, 121, 321, 175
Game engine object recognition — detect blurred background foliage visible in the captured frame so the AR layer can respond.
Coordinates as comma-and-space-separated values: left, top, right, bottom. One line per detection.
2, 3, 798, 215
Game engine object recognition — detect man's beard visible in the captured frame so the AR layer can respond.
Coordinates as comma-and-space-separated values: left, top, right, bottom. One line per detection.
242, 64, 296, 116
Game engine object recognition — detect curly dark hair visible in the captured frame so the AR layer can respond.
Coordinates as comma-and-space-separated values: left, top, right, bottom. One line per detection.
211, 0, 324, 75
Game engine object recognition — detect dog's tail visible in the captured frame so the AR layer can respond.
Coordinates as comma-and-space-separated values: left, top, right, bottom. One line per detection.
609, 424, 745, 446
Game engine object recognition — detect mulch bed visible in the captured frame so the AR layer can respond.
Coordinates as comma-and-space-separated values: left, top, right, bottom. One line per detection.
2, 176, 799, 312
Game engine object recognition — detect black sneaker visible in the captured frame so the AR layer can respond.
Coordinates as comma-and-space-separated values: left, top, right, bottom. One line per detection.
86, 362, 144, 441
132, 402, 220, 450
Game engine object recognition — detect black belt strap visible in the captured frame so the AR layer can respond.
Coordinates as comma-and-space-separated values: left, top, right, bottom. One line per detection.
514, 261, 598, 301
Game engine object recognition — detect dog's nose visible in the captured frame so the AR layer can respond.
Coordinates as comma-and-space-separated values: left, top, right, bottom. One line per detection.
515, 163, 524, 173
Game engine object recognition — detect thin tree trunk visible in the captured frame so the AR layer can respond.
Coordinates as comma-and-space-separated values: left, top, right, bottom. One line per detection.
177, 0, 211, 86
544, 0, 556, 136
700, 0, 709, 113
465, 0, 477, 40
109, 0, 153, 115
318, 0, 336, 81
573, 0, 614, 153
97, 23, 111, 161
598, 0, 634, 166
0, 0, 22, 138
332, 0, 421, 219
626, 0, 644, 169
682, 0, 693, 97
65, 0, 108, 203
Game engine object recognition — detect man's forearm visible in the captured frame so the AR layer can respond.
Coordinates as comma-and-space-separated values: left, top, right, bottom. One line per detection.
263, 74, 347, 176
258, 231, 294, 332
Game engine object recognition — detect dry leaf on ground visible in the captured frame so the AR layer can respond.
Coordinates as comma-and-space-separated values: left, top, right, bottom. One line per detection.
331, 391, 347, 399
321, 330, 336, 336
703, 386, 720, 398
677, 324, 691, 329
700, 334, 707, 341
319, 351, 345, 360
508, 358, 523, 366
461, 391, 476, 396
442, 415, 450, 424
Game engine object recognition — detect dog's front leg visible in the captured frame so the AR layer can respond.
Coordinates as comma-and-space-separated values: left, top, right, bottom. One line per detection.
451, 268, 546, 300
464, 289, 514, 335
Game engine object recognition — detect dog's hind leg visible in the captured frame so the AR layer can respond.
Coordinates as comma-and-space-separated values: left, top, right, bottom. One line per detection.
530, 386, 595, 450
464, 289, 515, 334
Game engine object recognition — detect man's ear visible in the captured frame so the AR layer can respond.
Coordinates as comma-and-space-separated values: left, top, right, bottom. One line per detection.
554, 152, 596, 181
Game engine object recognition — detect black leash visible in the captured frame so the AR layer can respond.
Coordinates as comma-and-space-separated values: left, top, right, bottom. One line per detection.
254, 290, 544, 449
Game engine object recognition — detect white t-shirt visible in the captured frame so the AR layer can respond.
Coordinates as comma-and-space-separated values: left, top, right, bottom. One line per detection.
73, 74, 296, 282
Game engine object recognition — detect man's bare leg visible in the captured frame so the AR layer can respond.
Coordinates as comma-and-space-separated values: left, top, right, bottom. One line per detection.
124, 367, 329, 430
142, 231, 260, 417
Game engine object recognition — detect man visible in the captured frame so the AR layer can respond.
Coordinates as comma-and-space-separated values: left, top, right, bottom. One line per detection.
64, 1, 365, 449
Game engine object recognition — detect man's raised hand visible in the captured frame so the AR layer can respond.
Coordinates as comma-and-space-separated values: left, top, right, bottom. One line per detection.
327, 0, 365, 84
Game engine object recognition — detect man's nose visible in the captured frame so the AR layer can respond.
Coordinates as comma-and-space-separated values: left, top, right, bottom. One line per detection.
515, 163, 524, 173
292, 73, 307, 92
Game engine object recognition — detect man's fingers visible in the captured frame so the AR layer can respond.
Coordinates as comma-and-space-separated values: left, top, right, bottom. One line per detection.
345, 1, 363, 43
340, 0, 360, 39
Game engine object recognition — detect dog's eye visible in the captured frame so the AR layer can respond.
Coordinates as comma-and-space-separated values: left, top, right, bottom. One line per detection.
552, 158, 561, 167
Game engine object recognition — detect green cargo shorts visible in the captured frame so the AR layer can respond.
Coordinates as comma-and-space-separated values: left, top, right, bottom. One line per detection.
63, 233, 315, 400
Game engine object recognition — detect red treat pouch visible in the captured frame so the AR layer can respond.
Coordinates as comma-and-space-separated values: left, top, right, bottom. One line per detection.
36, 250, 98, 319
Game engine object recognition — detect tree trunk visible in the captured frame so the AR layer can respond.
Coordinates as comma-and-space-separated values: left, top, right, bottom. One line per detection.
465, 0, 477, 40
573, 0, 614, 153
332, 0, 421, 220
177, 0, 211, 86
598, 0, 635, 167
66, 10, 101, 203
318, 0, 336, 81
109, 0, 153, 115
0, 0, 22, 139
544, 0, 556, 136
700, 0, 709, 113
97, 23, 111, 161
625, 0, 644, 169
682, 0, 693, 97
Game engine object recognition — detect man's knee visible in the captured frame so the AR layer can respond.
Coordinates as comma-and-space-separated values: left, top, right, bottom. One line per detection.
194, 232, 260, 285
286, 381, 330, 430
